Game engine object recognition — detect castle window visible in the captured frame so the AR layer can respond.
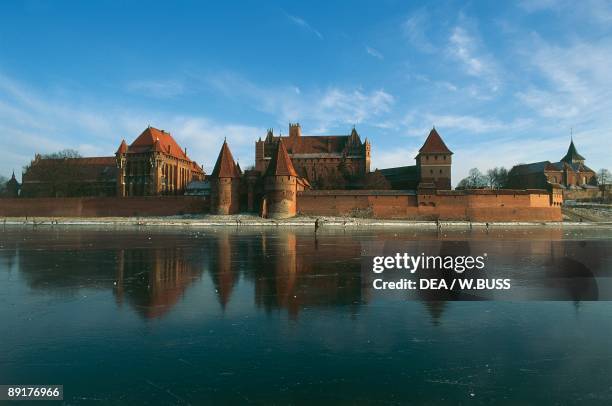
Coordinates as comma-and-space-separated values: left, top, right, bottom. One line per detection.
435, 155, 438, 160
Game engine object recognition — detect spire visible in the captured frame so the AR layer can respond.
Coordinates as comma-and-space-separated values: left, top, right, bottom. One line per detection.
265, 139, 298, 177
116, 139, 128, 155
418, 127, 453, 154
561, 138, 585, 164
211, 140, 240, 178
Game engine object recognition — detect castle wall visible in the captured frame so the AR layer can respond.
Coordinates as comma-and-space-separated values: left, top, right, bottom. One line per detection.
0, 196, 208, 217
297, 189, 561, 221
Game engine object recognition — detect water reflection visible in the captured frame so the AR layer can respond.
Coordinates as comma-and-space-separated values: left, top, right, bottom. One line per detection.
1, 227, 610, 323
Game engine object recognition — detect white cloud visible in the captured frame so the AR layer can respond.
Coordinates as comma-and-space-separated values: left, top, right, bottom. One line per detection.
365, 46, 384, 59
0, 72, 263, 177
285, 13, 323, 39
402, 10, 436, 53
371, 147, 419, 171
205, 71, 395, 133
447, 26, 500, 92
424, 114, 532, 134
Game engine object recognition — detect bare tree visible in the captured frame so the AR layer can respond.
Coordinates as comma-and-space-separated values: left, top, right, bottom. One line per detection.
457, 168, 488, 189
486, 167, 509, 189
597, 168, 610, 185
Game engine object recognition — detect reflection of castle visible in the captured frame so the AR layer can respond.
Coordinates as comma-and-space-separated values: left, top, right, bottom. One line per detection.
4, 228, 606, 323
253, 231, 364, 319
114, 246, 203, 319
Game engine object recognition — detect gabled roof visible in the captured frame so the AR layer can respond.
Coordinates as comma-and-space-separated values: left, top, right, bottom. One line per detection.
418, 128, 453, 154
560, 140, 586, 163
128, 127, 189, 160
509, 161, 551, 176
265, 139, 298, 177
211, 140, 240, 178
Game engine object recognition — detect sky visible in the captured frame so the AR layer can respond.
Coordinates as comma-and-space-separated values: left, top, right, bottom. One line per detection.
0, 0, 610, 184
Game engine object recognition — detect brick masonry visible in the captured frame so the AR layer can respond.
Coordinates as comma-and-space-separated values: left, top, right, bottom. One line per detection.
0, 196, 209, 217
297, 189, 561, 221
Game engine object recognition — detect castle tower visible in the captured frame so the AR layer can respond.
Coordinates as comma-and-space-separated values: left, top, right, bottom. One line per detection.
210, 140, 241, 215
416, 128, 453, 190
264, 139, 301, 219
364, 138, 371, 173
115, 139, 128, 197
288, 123, 302, 138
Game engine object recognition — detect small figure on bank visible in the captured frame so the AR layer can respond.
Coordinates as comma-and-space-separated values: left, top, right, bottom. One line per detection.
315, 218, 320, 233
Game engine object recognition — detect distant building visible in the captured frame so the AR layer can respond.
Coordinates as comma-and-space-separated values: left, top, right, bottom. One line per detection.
116, 126, 205, 196
255, 123, 370, 188
507, 139, 597, 191
21, 156, 117, 197
3, 172, 20, 197
380, 128, 453, 190
21, 126, 204, 198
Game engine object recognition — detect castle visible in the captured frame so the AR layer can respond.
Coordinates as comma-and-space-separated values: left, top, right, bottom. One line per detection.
7, 122, 564, 222
255, 123, 370, 188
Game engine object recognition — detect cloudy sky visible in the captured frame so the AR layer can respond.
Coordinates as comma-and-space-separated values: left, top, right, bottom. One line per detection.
0, 0, 610, 183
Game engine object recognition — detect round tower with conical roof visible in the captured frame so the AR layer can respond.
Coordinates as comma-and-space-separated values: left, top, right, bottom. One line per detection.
210, 140, 241, 215
264, 139, 305, 219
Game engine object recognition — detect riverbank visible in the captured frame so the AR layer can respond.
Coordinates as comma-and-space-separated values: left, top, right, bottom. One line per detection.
2, 214, 612, 228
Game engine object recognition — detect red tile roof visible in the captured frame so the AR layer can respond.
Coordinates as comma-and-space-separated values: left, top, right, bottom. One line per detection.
419, 128, 453, 154
127, 127, 189, 160
265, 139, 298, 177
266, 128, 363, 155
211, 140, 240, 178
122, 126, 203, 174
116, 139, 128, 154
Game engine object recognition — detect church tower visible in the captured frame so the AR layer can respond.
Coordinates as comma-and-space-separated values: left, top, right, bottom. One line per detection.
416, 128, 453, 190
210, 140, 241, 215
560, 139, 586, 165
264, 139, 304, 219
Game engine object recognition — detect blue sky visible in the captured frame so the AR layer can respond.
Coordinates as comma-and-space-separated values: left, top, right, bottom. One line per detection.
0, 0, 610, 183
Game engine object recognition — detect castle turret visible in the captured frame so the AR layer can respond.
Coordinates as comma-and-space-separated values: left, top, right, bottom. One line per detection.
264, 139, 303, 219
210, 139, 241, 214
115, 139, 128, 197
364, 138, 371, 173
288, 123, 302, 138
416, 128, 453, 190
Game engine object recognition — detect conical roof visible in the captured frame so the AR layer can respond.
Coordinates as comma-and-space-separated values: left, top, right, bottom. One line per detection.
116, 139, 128, 154
419, 128, 453, 154
211, 140, 240, 178
561, 139, 585, 163
265, 139, 298, 177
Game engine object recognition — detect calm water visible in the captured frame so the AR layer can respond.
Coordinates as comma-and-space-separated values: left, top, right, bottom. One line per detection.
1, 225, 612, 405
